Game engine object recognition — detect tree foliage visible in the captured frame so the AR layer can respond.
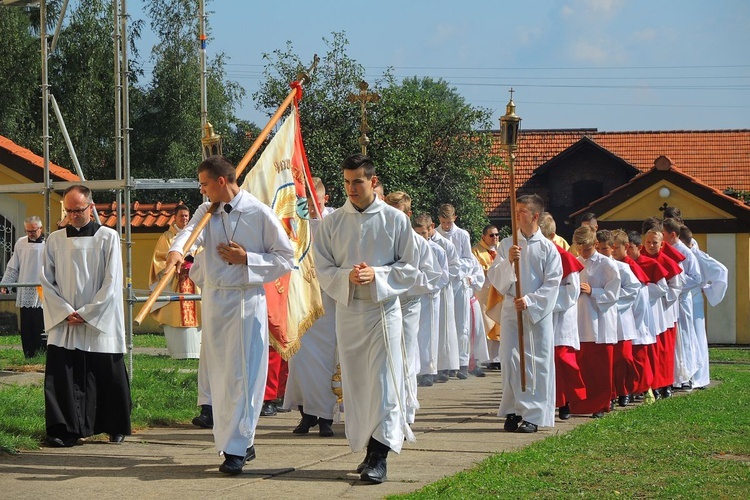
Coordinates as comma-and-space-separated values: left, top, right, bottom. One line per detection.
254, 32, 496, 241
0, 5, 44, 151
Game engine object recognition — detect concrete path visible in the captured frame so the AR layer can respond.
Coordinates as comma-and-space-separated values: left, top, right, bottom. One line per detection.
0, 366, 599, 499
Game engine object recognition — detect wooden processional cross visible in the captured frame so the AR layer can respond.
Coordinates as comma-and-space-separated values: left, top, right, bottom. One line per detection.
347, 80, 379, 155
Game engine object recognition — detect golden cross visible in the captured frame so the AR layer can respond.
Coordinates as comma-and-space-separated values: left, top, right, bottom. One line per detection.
347, 80, 379, 155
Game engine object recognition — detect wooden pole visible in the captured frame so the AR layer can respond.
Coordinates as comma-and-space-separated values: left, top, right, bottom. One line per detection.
134, 61, 318, 325
508, 149, 527, 392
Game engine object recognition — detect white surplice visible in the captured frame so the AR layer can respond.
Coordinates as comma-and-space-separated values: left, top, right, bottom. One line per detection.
2, 236, 44, 308
313, 197, 419, 454
437, 224, 473, 366
577, 252, 621, 345
402, 232, 442, 423
553, 267, 581, 349
418, 239, 448, 376
672, 240, 702, 385
429, 231, 460, 371
613, 259, 640, 342
487, 228, 561, 428
41, 225, 125, 354
171, 190, 294, 458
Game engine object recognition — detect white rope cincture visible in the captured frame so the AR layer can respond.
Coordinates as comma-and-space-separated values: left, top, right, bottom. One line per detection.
401, 299, 420, 414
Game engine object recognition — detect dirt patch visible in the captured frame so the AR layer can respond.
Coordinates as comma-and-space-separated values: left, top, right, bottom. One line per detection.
713, 453, 750, 463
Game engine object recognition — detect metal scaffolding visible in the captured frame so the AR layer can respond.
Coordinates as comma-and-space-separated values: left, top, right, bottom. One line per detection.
0, 0, 200, 377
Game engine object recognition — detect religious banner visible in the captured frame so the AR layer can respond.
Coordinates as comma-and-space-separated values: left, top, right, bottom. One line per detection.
241, 104, 323, 359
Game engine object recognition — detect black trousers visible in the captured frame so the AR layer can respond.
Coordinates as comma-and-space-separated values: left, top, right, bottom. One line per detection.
45, 345, 132, 439
19, 307, 45, 357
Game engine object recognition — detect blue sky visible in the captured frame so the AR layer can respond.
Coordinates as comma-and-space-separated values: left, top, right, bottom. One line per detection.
131, 0, 749, 131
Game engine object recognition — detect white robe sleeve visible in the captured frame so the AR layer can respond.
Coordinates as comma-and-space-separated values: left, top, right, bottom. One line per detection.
590, 259, 621, 313
371, 216, 419, 304
554, 271, 580, 314
617, 264, 641, 314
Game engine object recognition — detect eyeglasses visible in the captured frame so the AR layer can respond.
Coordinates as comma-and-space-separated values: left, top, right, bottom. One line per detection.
65, 204, 91, 214
25, 228, 41, 233
487, 233, 499, 237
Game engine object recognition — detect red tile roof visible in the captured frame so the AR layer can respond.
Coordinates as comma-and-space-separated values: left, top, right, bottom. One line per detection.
58, 202, 187, 232
483, 129, 750, 218
0, 135, 79, 182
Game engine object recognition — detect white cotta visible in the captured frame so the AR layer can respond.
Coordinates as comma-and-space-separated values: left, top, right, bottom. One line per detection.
2, 236, 44, 308
41, 226, 125, 354
577, 252, 620, 345
552, 268, 581, 349
418, 239, 448, 376
430, 232, 460, 371
613, 259, 640, 342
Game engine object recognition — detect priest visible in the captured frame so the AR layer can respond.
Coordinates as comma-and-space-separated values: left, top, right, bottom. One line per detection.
41, 185, 131, 447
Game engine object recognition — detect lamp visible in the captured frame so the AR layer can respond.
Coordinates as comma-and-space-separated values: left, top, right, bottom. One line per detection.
499, 88, 527, 391
500, 88, 521, 150
659, 187, 670, 198
201, 121, 222, 159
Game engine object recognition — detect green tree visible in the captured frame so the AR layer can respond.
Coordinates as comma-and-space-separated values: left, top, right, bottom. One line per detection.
46, 0, 124, 182
254, 32, 497, 241
0, 4, 44, 150
130, 0, 250, 206
253, 32, 365, 201
370, 76, 495, 241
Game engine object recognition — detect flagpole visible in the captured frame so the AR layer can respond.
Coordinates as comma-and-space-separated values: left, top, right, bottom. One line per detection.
135, 55, 319, 325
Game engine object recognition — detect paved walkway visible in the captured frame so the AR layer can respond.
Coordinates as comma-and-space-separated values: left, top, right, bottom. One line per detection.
0, 365, 599, 499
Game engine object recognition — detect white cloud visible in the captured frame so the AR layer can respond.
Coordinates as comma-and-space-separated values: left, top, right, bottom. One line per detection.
427, 22, 464, 47
582, 0, 625, 19
632, 28, 657, 43
569, 38, 627, 65
561, 5, 574, 17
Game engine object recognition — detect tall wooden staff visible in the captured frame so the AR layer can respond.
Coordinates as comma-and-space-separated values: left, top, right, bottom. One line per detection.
135, 55, 320, 325
499, 89, 525, 391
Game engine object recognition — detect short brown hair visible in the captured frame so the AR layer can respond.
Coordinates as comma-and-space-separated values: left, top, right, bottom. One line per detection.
198, 155, 236, 183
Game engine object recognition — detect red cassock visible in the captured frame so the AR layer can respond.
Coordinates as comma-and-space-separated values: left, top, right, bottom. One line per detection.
553, 245, 587, 408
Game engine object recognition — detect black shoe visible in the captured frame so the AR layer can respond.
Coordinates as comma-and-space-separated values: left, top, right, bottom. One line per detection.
559, 404, 571, 420
470, 366, 486, 377
503, 414, 523, 432
293, 411, 318, 434
610, 399, 616, 411
456, 366, 468, 380
592, 411, 605, 418
318, 418, 334, 437
360, 452, 387, 483
662, 387, 673, 398
273, 397, 291, 412
618, 395, 630, 407
260, 401, 277, 417
245, 445, 256, 462
356, 452, 370, 474
109, 434, 125, 443
435, 371, 449, 383
418, 374, 434, 387
192, 405, 213, 428
449, 370, 458, 377
45, 435, 79, 448
219, 453, 245, 475
517, 421, 538, 433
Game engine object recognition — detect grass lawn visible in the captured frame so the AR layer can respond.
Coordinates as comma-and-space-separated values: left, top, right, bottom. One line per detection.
1, 342, 748, 498
0, 333, 196, 454
394, 347, 750, 499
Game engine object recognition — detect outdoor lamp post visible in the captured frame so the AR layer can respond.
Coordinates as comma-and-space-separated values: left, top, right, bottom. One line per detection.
500, 89, 527, 391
